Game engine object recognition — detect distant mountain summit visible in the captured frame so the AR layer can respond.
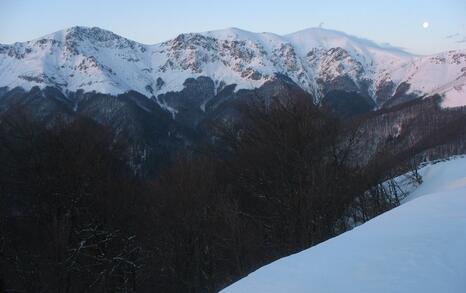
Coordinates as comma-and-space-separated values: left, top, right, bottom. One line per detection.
0, 26, 465, 112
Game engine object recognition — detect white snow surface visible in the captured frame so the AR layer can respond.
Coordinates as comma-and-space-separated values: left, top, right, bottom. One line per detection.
221, 157, 466, 293
398, 156, 466, 202
1, 26, 465, 108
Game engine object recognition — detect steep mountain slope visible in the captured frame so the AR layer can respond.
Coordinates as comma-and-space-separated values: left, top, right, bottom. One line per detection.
1, 26, 465, 112
1, 27, 464, 176
221, 157, 466, 293
350, 95, 466, 165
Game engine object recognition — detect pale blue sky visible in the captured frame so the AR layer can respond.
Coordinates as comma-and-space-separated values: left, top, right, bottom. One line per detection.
0, 0, 465, 55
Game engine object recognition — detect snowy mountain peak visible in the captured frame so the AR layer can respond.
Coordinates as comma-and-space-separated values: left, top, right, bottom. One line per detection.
0, 27, 465, 109
286, 27, 412, 55
38, 26, 117, 42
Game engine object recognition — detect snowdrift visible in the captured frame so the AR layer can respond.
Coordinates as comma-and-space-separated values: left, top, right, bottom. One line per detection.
222, 157, 466, 293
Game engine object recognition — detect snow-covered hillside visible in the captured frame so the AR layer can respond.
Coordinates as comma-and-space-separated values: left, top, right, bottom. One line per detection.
221, 157, 466, 293
0, 26, 465, 109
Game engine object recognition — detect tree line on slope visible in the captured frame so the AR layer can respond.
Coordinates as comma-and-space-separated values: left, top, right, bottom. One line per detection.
0, 97, 419, 292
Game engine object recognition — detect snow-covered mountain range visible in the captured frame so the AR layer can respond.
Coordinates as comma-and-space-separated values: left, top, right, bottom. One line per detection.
1, 26, 465, 110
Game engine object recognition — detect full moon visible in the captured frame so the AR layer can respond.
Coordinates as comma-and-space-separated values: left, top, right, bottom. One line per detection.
423, 22, 429, 29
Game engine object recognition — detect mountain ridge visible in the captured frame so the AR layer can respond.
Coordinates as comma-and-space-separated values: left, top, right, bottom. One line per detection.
0, 26, 422, 53
1, 26, 465, 111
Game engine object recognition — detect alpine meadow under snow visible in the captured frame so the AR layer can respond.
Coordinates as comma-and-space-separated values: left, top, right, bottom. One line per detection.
221, 157, 466, 293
